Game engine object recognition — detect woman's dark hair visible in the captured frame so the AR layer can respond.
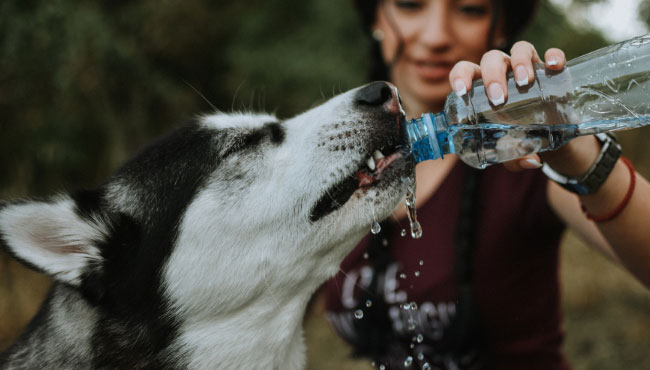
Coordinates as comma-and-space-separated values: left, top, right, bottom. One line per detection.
353, 0, 540, 80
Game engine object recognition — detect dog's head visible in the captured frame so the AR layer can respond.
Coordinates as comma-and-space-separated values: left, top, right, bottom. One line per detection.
0, 81, 413, 317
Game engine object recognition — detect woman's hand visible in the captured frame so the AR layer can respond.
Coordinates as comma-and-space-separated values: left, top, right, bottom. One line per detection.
447, 41, 599, 173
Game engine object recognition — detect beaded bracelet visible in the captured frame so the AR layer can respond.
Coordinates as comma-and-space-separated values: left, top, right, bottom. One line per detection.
581, 156, 636, 223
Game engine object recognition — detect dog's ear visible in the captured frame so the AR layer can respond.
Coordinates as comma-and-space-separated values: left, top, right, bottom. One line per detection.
0, 195, 109, 286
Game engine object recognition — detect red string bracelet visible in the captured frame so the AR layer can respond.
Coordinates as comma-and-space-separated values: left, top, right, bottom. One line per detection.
581, 156, 636, 223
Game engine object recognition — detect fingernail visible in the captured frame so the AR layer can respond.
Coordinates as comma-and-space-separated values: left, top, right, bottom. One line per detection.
453, 79, 467, 97
515, 65, 528, 87
522, 158, 543, 169
547, 57, 558, 66
488, 83, 504, 106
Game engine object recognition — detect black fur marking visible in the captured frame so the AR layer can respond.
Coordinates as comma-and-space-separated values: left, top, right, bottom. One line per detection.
268, 121, 285, 143
69, 121, 221, 369
309, 175, 358, 222
222, 121, 285, 158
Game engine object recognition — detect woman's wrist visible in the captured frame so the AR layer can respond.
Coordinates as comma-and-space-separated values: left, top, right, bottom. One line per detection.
539, 135, 601, 177
580, 157, 635, 219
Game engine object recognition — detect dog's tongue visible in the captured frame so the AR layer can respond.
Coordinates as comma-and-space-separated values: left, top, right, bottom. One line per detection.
357, 171, 375, 187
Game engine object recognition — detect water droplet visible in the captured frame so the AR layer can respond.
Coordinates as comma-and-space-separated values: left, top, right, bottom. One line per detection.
410, 221, 423, 239
404, 356, 413, 367
366, 299, 373, 307
363, 252, 369, 259
379, 365, 386, 370
419, 260, 424, 266
402, 303, 411, 310
416, 333, 424, 343
401, 229, 407, 237
417, 352, 425, 361
414, 271, 420, 277
381, 238, 389, 246
400, 273, 407, 279
354, 309, 364, 319
410, 343, 415, 349
370, 220, 381, 234
404, 178, 423, 239
410, 302, 418, 310
422, 362, 431, 370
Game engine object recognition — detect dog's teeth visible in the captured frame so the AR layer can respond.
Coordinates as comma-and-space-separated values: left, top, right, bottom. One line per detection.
373, 150, 385, 161
367, 156, 376, 171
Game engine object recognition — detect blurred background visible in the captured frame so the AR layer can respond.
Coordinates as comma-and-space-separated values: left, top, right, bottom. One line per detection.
1, 0, 650, 368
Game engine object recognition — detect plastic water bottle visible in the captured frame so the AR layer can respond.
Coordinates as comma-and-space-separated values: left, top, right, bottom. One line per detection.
406, 33, 650, 169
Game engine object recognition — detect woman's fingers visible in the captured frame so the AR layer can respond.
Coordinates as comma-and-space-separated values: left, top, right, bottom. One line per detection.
479, 50, 511, 106
502, 154, 543, 172
448, 61, 481, 98
510, 41, 542, 87
544, 48, 567, 70
450, 43, 566, 105
449, 43, 568, 172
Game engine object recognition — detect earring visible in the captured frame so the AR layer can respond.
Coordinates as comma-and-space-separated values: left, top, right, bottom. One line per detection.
372, 28, 384, 42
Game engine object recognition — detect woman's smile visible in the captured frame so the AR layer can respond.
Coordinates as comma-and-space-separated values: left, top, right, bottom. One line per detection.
411, 58, 456, 81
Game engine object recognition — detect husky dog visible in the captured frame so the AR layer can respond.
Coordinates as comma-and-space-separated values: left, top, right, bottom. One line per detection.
0, 82, 413, 369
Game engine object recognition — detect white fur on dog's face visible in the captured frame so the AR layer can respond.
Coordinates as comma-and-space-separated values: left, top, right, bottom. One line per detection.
164, 83, 413, 368
0, 82, 413, 370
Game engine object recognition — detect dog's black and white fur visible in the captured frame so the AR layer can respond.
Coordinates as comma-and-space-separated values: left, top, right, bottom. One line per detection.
0, 82, 413, 369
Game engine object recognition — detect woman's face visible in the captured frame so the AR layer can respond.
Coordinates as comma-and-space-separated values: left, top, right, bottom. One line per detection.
374, 0, 498, 113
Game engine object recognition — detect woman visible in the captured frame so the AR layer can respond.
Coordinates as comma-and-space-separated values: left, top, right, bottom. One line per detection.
323, 0, 650, 369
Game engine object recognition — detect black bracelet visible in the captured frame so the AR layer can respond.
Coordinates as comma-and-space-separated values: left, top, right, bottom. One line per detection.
542, 133, 621, 195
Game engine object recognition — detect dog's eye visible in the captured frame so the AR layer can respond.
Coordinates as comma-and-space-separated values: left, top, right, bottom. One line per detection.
264, 122, 285, 144
222, 122, 285, 158
243, 122, 284, 146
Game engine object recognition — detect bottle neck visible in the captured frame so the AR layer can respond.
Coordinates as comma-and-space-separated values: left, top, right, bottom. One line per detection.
406, 112, 450, 163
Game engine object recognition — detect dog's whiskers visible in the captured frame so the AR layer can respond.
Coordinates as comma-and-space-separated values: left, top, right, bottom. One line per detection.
183, 80, 217, 112
324, 187, 341, 208
257, 87, 266, 112
337, 267, 376, 298
231, 79, 247, 112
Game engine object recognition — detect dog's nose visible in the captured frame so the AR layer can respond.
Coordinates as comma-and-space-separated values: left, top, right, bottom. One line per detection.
355, 81, 396, 106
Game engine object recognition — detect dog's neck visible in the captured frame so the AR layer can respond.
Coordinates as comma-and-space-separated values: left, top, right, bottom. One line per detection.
171, 293, 312, 370
160, 227, 342, 370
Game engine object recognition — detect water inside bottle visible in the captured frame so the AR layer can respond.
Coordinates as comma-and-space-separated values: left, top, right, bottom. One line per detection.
445, 122, 578, 168
441, 116, 650, 168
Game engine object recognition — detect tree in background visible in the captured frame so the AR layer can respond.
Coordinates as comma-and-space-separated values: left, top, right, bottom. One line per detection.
0, 0, 614, 197
0, 0, 367, 196
3, 2, 650, 369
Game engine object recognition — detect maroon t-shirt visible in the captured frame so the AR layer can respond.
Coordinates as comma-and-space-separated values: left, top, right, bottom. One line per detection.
325, 162, 569, 370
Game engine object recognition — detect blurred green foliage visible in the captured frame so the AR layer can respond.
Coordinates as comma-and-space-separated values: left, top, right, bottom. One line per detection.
521, 1, 608, 59
0, 0, 617, 197
0, 0, 368, 196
